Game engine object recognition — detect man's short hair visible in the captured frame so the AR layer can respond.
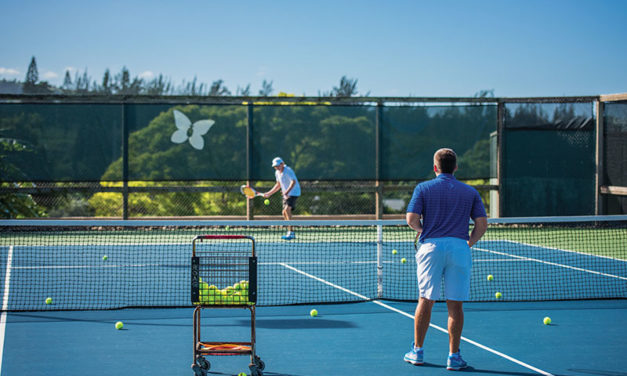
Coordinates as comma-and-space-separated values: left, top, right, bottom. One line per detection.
434, 148, 457, 173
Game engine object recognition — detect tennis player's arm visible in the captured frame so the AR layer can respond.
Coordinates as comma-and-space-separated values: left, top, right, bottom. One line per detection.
468, 216, 487, 247
406, 212, 423, 234
264, 182, 281, 198
283, 180, 295, 197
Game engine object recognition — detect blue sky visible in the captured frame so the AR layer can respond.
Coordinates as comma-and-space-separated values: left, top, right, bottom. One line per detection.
1, 0, 626, 97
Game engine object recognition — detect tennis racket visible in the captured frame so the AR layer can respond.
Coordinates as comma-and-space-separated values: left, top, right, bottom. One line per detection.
240, 185, 263, 199
413, 232, 420, 251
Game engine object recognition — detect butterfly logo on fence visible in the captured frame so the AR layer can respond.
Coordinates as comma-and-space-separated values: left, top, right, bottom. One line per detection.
170, 110, 215, 150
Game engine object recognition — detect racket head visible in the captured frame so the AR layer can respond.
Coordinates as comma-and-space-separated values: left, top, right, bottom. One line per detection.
240, 185, 258, 199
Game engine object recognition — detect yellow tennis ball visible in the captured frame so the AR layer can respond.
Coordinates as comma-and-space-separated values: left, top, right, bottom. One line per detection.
310, 309, 318, 317
487, 274, 494, 281
543, 317, 552, 325
401, 258, 407, 264
45, 297, 52, 305
392, 249, 398, 255
102, 255, 108, 261
238, 372, 247, 376
264, 199, 270, 205
495, 292, 503, 299
115, 321, 124, 330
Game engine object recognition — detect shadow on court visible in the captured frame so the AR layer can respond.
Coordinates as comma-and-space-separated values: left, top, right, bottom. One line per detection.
568, 370, 627, 376
239, 317, 357, 329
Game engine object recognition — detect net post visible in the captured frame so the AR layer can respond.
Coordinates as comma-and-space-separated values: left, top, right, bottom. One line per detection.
376, 224, 383, 299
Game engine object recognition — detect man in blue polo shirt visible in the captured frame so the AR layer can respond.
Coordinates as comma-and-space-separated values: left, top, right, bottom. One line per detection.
403, 148, 488, 370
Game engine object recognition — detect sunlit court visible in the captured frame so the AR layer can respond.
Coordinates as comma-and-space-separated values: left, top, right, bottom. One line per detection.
1, 1, 626, 375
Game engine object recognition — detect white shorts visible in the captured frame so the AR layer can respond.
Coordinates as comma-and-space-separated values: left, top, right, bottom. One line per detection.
415, 237, 471, 301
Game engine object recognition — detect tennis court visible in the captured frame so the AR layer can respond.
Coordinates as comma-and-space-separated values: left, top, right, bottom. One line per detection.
1, 217, 626, 375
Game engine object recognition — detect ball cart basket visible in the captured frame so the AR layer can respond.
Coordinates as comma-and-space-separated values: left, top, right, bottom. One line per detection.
191, 235, 265, 376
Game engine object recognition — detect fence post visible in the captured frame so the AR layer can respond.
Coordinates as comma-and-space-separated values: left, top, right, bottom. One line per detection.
375, 102, 383, 219
595, 99, 605, 215
247, 102, 254, 220
122, 101, 129, 220
496, 100, 504, 218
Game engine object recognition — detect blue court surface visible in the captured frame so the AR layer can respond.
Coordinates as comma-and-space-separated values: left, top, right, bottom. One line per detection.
1, 299, 626, 375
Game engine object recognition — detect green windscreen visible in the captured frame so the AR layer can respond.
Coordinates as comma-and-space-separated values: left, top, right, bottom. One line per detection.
604, 102, 627, 214
0, 103, 122, 181
381, 105, 496, 180
502, 102, 595, 216
1, 101, 499, 182
124, 104, 247, 181
251, 105, 376, 180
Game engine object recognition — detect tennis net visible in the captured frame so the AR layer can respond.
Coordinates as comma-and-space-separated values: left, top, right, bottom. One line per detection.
1, 216, 625, 311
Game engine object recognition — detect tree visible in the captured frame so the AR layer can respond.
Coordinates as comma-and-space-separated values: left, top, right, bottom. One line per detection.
259, 80, 273, 96
62, 70, 73, 91
101, 69, 112, 94
236, 84, 251, 96
332, 76, 358, 97
23, 56, 39, 93
208, 79, 231, 96
25, 56, 38, 85
145, 74, 173, 95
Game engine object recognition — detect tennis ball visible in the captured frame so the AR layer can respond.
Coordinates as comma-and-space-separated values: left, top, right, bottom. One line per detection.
495, 292, 503, 299
238, 372, 247, 376
310, 309, 318, 317
225, 225, 230, 230
115, 321, 124, 330
487, 274, 494, 281
224, 286, 236, 295
264, 199, 270, 206
543, 317, 552, 325
45, 297, 52, 305
102, 255, 108, 261
392, 249, 398, 255
401, 258, 407, 264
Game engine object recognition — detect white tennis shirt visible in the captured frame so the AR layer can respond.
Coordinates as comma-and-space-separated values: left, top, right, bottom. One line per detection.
275, 166, 301, 197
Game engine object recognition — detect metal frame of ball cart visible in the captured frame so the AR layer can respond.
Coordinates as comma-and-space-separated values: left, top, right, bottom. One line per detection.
190, 235, 265, 376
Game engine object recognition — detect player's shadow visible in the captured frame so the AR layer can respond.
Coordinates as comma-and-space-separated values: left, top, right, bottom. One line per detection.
238, 318, 357, 329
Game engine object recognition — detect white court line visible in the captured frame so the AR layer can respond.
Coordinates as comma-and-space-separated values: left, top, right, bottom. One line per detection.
279, 262, 554, 376
474, 247, 627, 281
495, 239, 627, 263
0, 246, 14, 376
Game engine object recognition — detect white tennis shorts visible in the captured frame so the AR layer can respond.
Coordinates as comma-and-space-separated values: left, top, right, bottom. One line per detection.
415, 237, 471, 301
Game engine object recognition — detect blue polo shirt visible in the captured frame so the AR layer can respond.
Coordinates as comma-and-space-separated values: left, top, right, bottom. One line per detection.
407, 173, 486, 242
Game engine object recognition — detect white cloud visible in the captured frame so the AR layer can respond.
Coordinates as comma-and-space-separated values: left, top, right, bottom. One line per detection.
0, 67, 20, 75
42, 71, 59, 79
139, 70, 155, 80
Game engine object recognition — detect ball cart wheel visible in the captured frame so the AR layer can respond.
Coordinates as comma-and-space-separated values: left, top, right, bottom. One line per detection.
196, 356, 210, 370
191, 363, 207, 376
254, 355, 265, 371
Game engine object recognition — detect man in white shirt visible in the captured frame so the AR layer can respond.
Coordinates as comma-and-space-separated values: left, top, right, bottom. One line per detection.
263, 157, 301, 240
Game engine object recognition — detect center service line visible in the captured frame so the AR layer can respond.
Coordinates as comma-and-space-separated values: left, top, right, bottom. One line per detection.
279, 262, 554, 376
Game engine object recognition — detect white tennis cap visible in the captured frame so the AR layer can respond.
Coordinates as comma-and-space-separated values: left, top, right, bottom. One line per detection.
271, 157, 284, 167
